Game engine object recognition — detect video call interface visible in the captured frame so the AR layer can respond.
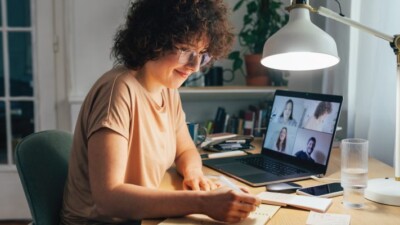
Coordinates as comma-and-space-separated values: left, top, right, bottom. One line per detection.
263, 95, 341, 166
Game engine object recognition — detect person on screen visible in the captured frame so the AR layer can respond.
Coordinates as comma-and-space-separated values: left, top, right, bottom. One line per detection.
278, 99, 297, 126
303, 101, 332, 131
275, 127, 288, 153
60, 1, 260, 224
295, 137, 316, 163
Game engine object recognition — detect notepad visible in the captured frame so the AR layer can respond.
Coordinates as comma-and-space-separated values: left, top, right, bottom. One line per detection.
159, 204, 280, 225
257, 192, 332, 213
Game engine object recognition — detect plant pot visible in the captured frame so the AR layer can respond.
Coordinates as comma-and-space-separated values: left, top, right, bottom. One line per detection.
244, 54, 271, 86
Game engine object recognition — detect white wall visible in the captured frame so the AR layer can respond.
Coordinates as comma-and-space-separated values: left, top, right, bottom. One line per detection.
66, 0, 130, 99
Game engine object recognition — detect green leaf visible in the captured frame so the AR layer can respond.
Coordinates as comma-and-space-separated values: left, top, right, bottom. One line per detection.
228, 51, 241, 60
243, 14, 252, 25
233, 0, 245, 11
247, 2, 258, 14
233, 58, 243, 72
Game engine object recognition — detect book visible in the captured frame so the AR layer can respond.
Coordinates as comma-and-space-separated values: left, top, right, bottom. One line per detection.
237, 118, 244, 135
213, 107, 226, 133
201, 134, 254, 152
222, 113, 230, 133
159, 204, 280, 225
200, 132, 238, 148
257, 192, 332, 213
243, 110, 255, 135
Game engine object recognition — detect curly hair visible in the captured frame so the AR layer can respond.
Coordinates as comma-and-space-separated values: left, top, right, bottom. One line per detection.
314, 101, 333, 119
112, 0, 234, 70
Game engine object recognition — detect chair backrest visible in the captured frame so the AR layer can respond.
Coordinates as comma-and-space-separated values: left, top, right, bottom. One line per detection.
15, 130, 73, 225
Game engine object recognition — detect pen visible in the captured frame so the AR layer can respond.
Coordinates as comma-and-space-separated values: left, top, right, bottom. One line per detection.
219, 175, 243, 193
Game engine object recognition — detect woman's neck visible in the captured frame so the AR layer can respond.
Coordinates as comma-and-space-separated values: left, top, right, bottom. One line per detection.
134, 70, 164, 106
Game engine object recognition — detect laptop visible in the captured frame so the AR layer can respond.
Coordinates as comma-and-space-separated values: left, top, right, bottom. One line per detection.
203, 90, 343, 186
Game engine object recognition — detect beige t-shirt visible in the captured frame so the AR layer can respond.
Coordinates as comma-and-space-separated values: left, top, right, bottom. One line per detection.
60, 66, 186, 224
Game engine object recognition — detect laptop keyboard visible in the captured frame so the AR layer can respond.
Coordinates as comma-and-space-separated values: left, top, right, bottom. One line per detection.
237, 157, 306, 176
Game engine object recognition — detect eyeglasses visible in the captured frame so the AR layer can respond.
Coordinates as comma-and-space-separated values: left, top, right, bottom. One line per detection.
176, 48, 212, 67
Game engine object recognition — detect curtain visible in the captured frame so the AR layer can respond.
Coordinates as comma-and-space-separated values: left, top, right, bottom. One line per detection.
325, 0, 399, 166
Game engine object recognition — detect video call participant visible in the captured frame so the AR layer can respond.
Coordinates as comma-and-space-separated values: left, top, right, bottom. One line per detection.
294, 137, 317, 163
275, 127, 288, 153
303, 101, 332, 131
60, 1, 260, 224
278, 99, 297, 127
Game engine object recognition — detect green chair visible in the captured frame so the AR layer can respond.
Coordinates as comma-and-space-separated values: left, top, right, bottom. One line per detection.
15, 130, 73, 225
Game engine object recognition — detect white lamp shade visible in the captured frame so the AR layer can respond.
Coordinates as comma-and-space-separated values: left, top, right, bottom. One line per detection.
261, 8, 340, 71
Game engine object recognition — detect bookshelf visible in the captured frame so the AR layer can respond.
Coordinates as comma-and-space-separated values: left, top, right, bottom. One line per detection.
179, 86, 282, 101
179, 86, 285, 125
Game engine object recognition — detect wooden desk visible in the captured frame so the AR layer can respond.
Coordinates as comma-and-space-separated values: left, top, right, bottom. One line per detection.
144, 146, 400, 225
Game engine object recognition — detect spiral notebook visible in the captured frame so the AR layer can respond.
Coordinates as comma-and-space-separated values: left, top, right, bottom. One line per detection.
159, 204, 280, 225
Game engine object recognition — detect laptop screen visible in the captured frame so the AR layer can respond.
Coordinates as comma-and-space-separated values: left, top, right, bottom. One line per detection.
262, 90, 343, 167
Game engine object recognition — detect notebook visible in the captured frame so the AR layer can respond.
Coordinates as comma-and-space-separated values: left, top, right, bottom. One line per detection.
257, 192, 332, 212
203, 90, 343, 186
159, 204, 280, 225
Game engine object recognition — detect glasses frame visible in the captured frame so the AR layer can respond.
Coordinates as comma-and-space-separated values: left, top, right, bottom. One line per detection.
175, 47, 212, 67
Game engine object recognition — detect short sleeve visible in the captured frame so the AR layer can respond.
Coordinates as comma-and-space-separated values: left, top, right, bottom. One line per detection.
86, 75, 133, 140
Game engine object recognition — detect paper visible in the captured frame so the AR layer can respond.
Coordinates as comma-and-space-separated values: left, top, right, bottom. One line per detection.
159, 204, 280, 225
207, 150, 247, 159
306, 211, 351, 225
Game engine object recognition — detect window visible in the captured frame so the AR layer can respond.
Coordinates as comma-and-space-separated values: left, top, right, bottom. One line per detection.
0, 0, 35, 165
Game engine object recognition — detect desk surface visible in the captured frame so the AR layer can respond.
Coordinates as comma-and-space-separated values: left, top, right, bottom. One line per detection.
144, 144, 400, 225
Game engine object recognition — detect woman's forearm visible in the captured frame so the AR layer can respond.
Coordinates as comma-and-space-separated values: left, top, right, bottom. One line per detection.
96, 184, 206, 220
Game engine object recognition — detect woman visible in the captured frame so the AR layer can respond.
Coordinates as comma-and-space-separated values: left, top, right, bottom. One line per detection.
278, 99, 297, 126
303, 101, 332, 131
60, 0, 260, 224
275, 127, 287, 153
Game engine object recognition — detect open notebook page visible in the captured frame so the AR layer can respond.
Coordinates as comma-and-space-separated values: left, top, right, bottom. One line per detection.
159, 204, 280, 225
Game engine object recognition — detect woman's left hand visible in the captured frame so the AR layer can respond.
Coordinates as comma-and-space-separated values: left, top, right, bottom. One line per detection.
182, 169, 219, 191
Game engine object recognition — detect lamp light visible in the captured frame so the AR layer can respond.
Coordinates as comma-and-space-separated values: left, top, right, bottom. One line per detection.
262, 0, 400, 206
261, 4, 339, 70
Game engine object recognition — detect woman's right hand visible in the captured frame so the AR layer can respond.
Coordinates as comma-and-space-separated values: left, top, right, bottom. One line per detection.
201, 186, 261, 223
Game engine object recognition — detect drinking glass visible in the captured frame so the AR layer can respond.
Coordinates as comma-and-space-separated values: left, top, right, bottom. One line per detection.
340, 138, 369, 209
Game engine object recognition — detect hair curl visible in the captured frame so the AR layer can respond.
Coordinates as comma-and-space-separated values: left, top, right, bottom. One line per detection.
314, 102, 332, 119
112, 0, 234, 70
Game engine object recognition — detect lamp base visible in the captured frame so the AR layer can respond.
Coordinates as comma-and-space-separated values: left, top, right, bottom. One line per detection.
364, 178, 400, 206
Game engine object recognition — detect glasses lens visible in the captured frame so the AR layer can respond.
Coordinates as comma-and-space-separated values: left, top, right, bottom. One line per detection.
200, 53, 211, 67
178, 50, 190, 64
178, 49, 211, 67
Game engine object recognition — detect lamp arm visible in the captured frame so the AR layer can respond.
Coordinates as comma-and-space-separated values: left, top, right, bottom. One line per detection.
317, 6, 394, 43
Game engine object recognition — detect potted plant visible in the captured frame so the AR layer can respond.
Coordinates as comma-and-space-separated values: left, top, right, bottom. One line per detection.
228, 0, 288, 86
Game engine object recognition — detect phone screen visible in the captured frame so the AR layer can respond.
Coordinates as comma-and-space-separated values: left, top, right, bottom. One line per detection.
297, 182, 343, 197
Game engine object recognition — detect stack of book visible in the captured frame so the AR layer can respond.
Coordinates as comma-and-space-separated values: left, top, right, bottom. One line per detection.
207, 100, 273, 137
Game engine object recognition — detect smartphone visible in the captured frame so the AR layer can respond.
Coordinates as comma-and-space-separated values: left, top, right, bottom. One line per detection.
296, 182, 343, 198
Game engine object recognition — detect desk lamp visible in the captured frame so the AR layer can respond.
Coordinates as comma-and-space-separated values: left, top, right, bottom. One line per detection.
261, 0, 400, 206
